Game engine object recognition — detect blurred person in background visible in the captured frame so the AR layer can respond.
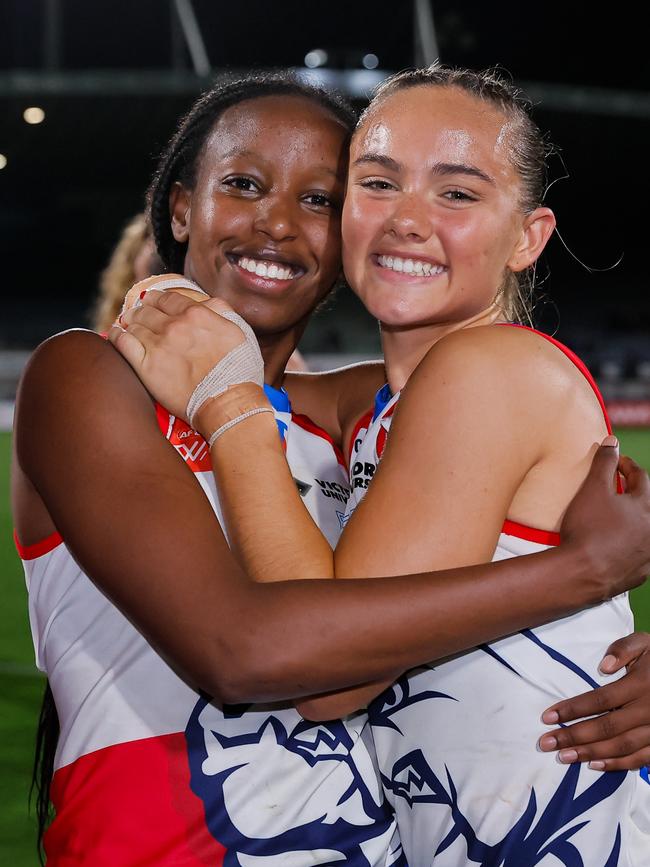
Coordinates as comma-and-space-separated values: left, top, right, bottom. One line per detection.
91, 213, 163, 334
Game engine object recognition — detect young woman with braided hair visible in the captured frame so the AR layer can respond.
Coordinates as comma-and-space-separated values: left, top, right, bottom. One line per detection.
13, 70, 650, 865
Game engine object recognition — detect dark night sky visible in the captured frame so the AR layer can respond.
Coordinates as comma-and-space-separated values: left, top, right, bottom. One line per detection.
1, 0, 648, 353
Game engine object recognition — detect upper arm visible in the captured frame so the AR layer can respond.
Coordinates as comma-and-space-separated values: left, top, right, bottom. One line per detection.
284, 361, 385, 445
335, 329, 548, 579
12, 330, 248, 697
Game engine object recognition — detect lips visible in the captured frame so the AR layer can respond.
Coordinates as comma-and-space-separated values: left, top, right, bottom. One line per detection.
373, 252, 447, 277
226, 249, 306, 282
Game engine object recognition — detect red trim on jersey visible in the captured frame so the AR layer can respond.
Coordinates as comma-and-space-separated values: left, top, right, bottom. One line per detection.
46, 733, 225, 866
14, 529, 64, 560
292, 412, 347, 469
505, 324, 612, 433
348, 410, 373, 468
504, 324, 623, 494
501, 519, 560, 547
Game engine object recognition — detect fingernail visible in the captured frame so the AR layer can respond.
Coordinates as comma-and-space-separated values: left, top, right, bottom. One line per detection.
539, 734, 557, 751
589, 760, 606, 771
599, 654, 617, 674
558, 749, 578, 764
139, 290, 147, 300
542, 710, 559, 724
602, 435, 619, 448
117, 313, 124, 325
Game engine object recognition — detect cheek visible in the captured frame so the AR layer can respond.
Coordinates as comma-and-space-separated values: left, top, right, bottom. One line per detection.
310, 217, 342, 281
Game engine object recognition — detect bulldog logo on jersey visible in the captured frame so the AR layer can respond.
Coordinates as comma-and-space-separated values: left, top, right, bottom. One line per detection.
185, 697, 404, 865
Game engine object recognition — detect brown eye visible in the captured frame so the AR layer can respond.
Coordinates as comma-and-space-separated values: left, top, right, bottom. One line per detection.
223, 176, 258, 192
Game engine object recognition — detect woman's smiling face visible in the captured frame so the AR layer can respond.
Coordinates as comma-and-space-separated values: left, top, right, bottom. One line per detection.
172, 94, 349, 337
342, 85, 541, 330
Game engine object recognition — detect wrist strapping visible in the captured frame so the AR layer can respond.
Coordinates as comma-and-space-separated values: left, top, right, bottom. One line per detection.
207, 406, 274, 448
134, 277, 209, 307
185, 310, 265, 427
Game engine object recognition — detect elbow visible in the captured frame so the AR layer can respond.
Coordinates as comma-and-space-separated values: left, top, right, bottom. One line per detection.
204, 633, 297, 705
296, 695, 365, 722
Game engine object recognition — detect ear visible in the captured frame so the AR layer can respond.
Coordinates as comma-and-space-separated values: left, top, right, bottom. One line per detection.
507, 207, 556, 272
170, 182, 192, 244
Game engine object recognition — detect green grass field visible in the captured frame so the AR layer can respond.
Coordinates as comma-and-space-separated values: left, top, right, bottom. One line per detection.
2, 429, 650, 865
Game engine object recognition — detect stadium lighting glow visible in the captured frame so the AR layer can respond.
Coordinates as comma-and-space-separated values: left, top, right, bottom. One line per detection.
304, 49, 328, 69
362, 53, 379, 70
0, 154, 6, 170
23, 106, 45, 125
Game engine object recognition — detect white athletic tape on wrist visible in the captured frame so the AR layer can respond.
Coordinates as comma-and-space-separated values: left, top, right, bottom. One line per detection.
133, 278, 209, 308
207, 407, 274, 448
186, 310, 265, 427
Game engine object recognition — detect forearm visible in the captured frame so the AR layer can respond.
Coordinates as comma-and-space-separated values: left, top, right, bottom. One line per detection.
197, 387, 335, 582
226, 542, 604, 703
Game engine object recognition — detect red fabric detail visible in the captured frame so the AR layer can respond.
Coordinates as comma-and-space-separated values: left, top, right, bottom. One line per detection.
501, 519, 560, 547
46, 733, 225, 866
348, 410, 373, 468
375, 403, 397, 460
292, 412, 347, 469
504, 324, 612, 434
14, 529, 63, 560
504, 325, 623, 493
156, 403, 212, 473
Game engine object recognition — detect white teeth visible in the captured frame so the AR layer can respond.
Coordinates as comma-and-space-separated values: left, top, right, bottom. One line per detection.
377, 255, 445, 277
236, 256, 297, 280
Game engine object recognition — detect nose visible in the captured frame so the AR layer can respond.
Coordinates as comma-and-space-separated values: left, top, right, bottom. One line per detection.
383, 194, 433, 243
254, 195, 298, 242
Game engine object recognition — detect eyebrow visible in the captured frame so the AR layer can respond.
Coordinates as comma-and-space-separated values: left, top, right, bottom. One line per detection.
353, 153, 495, 185
219, 147, 343, 178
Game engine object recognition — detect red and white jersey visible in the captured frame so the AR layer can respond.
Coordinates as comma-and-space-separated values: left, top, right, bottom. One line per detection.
18, 385, 403, 867
346, 328, 650, 865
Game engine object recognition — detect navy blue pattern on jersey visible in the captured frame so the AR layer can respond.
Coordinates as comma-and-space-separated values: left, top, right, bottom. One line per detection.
185, 697, 404, 865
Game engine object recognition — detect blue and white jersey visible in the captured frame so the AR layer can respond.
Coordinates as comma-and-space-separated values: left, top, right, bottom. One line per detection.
345, 333, 650, 866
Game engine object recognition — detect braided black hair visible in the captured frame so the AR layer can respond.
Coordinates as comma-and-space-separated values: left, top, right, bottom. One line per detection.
147, 71, 357, 273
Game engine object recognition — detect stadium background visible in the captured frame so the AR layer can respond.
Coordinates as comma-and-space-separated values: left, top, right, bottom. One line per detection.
1, 2, 649, 863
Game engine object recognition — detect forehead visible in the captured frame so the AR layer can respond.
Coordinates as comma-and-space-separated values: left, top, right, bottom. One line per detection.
354, 85, 516, 180
204, 94, 348, 160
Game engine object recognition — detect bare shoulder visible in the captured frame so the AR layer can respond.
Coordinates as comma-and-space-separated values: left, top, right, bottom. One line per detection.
413, 324, 586, 403
284, 360, 385, 442
14, 328, 156, 490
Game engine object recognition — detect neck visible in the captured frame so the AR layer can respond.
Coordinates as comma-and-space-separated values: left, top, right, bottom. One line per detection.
381, 304, 505, 394
259, 318, 310, 390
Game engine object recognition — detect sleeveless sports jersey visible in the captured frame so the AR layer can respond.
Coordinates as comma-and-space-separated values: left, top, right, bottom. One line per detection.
346, 328, 650, 866
18, 385, 403, 867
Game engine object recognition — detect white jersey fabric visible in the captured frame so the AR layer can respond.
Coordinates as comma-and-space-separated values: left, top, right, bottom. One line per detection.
19, 385, 403, 867
345, 328, 650, 866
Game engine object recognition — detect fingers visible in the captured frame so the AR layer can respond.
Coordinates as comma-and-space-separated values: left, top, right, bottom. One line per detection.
538, 711, 650, 769
579, 440, 620, 495
584, 750, 650, 772
618, 455, 650, 497
107, 325, 147, 370
120, 304, 169, 333
599, 631, 650, 673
